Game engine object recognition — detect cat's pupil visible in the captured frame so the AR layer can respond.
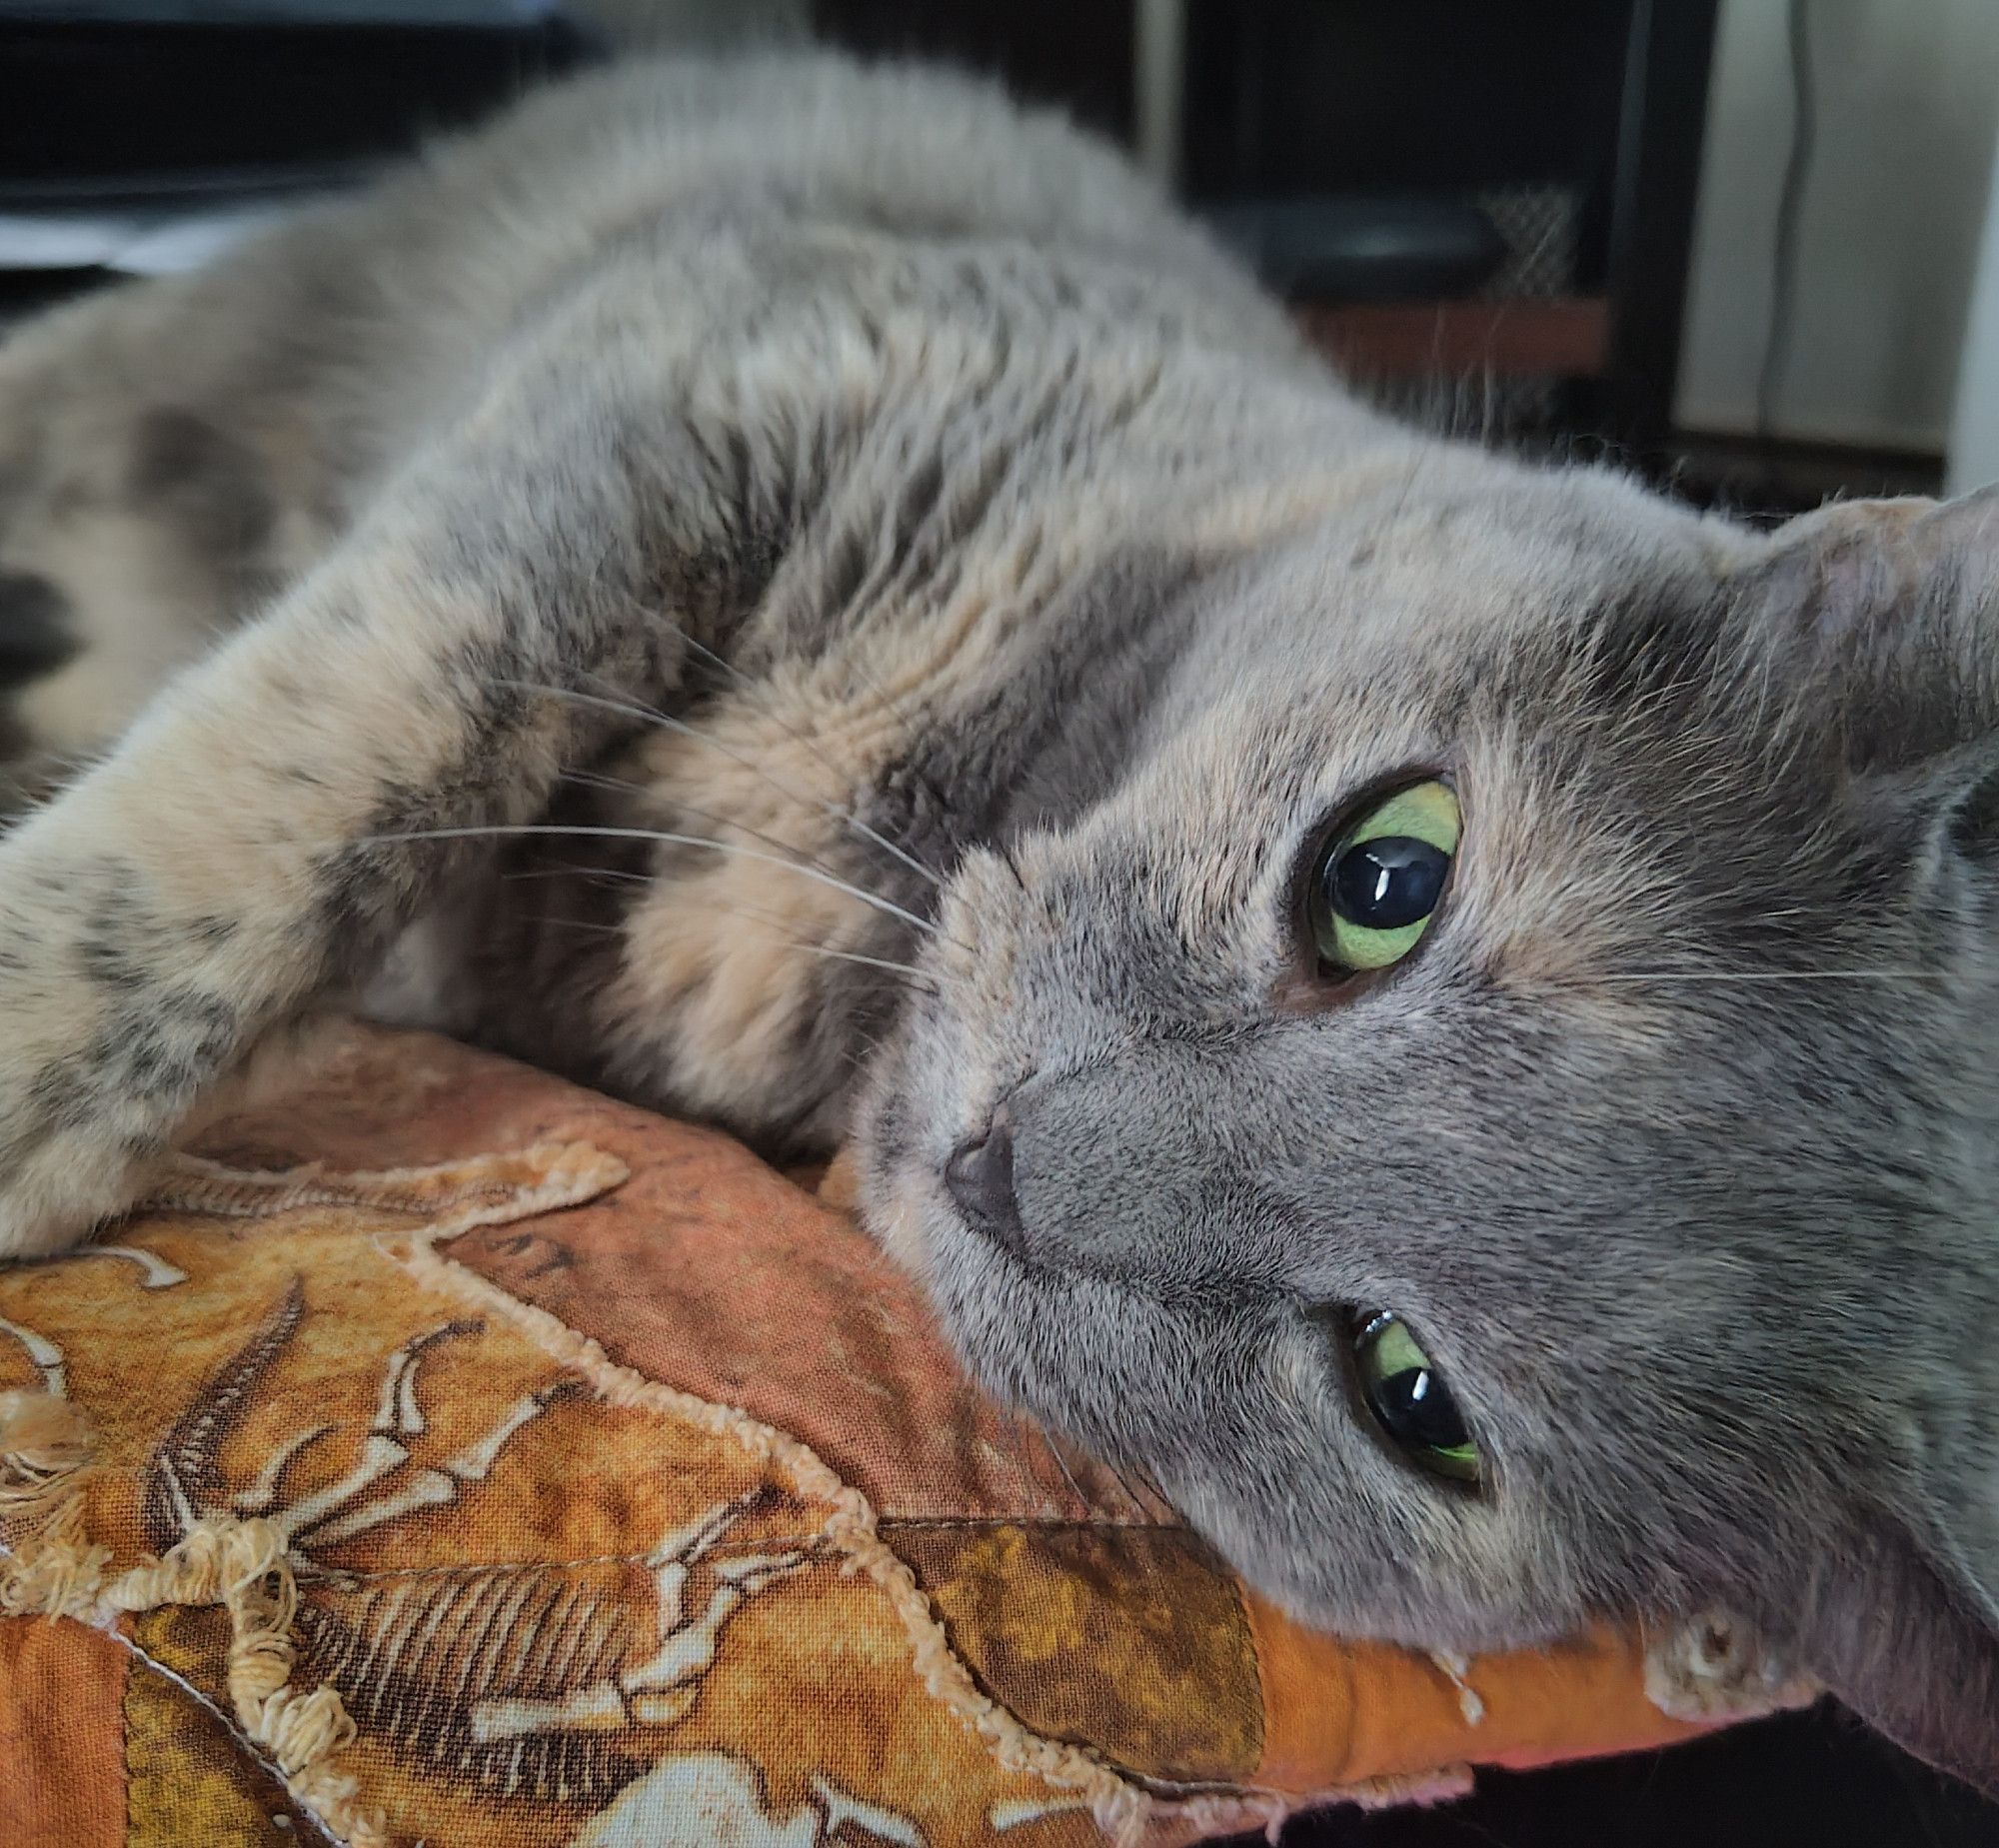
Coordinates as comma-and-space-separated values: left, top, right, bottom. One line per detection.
1329, 836, 1448, 930
1368, 1365, 1470, 1453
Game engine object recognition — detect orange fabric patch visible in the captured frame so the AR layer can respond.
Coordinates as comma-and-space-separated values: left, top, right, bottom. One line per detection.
1239, 1587, 1711, 1793
897, 1520, 1263, 1783
0, 1619, 129, 1847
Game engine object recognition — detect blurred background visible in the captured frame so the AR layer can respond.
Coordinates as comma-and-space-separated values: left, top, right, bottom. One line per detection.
6, 0, 1999, 517
3, 0, 1997, 1842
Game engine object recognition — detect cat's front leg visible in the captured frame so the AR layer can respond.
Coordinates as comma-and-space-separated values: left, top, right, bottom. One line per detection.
0, 358, 762, 1256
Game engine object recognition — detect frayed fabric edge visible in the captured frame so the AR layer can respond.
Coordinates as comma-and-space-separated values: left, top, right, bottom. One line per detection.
0, 1140, 631, 1848
0, 1410, 387, 1846
1642, 1609, 1821, 1725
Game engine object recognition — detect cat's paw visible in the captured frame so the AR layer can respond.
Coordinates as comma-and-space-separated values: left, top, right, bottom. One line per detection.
0, 1125, 155, 1259
0, 846, 197, 1259
0, 958, 168, 1257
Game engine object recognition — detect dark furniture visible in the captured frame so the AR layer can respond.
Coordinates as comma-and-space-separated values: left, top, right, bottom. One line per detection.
1180, 0, 1719, 451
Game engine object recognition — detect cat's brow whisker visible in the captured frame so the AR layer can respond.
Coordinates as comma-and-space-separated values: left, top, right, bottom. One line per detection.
1037, 1427, 1090, 1512
550, 755, 975, 955
559, 766, 646, 796
650, 790, 975, 959
1140, 1471, 1175, 1520
797, 644, 986, 889
502, 864, 654, 884
1098, 1456, 1149, 1517
1011, 1410, 1087, 1512
515, 870, 939, 983
1111, 1454, 1175, 1520
363, 822, 946, 939
577, 663, 950, 894
1605, 970, 1943, 983
781, 940, 936, 984
1098, 1452, 1166, 1521
559, 766, 938, 936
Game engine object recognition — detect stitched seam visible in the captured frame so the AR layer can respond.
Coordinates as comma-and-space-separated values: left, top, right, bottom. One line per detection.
1224, 1560, 1271, 1786
396, 1219, 1156, 1831
23, 1463, 1186, 1538
107, 1621, 345, 1848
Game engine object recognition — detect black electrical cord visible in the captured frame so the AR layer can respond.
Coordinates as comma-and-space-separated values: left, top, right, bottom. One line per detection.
1755, 0, 1816, 441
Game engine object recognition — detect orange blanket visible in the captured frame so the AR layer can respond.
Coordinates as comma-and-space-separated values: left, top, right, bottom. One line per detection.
0, 1024, 1805, 1846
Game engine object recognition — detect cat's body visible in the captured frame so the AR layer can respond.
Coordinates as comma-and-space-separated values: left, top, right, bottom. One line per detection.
1, 56, 1995, 1787
0, 55, 1338, 1142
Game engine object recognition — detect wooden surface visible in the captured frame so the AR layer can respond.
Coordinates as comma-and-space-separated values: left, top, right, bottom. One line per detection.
1297, 296, 1611, 381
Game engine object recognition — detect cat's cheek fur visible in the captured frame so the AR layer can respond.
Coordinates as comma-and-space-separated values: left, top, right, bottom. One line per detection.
858, 937, 1593, 1655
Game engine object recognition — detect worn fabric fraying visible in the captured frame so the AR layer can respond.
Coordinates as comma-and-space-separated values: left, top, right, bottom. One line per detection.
1427, 1650, 1485, 1726
0, 1391, 388, 1848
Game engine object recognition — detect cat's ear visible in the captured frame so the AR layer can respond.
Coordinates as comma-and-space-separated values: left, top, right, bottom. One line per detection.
1792, 1512, 1999, 1795
1752, 487, 1999, 873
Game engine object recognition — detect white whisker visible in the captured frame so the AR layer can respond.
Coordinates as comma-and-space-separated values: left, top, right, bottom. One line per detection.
559, 766, 646, 796
664, 642, 950, 891
508, 867, 937, 986
1605, 970, 1941, 983
502, 864, 653, 885
553, 756, 973, 955
507, 675, 949, 896
528, 914, 928, 985
1033, 1422, 1089, 1512
364, 822, 945, 939
780, 939, 936, 984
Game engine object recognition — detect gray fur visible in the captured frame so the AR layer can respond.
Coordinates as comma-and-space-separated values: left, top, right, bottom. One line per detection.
0, 53, 1993, 1786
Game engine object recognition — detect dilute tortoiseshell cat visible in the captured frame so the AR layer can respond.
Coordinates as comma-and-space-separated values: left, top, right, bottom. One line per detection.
0, 53, 1994, 1784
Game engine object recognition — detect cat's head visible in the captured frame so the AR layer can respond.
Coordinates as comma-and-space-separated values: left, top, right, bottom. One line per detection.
857, 463, 1999, 1789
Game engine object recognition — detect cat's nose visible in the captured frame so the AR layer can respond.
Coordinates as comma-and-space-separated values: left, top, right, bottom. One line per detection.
944, 1105, 1024, 1254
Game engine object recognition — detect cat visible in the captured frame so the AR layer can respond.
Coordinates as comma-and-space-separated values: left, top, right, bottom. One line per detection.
0, 52, 1994, 1791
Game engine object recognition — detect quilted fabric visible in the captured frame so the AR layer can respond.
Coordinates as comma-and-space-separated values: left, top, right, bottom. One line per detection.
0, 1023, 1786, 1846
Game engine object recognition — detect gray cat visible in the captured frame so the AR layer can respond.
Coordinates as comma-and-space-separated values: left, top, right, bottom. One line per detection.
0, 54, 1993, 1790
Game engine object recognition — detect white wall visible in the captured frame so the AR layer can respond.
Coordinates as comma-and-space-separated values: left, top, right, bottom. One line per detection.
1676, 0, 1999, 452
1946, 127, 1999, 491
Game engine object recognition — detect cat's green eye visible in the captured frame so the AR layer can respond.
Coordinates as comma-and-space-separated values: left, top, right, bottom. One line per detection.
1307, 781, 1460, 974
1354, 1310, 1481, 1483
